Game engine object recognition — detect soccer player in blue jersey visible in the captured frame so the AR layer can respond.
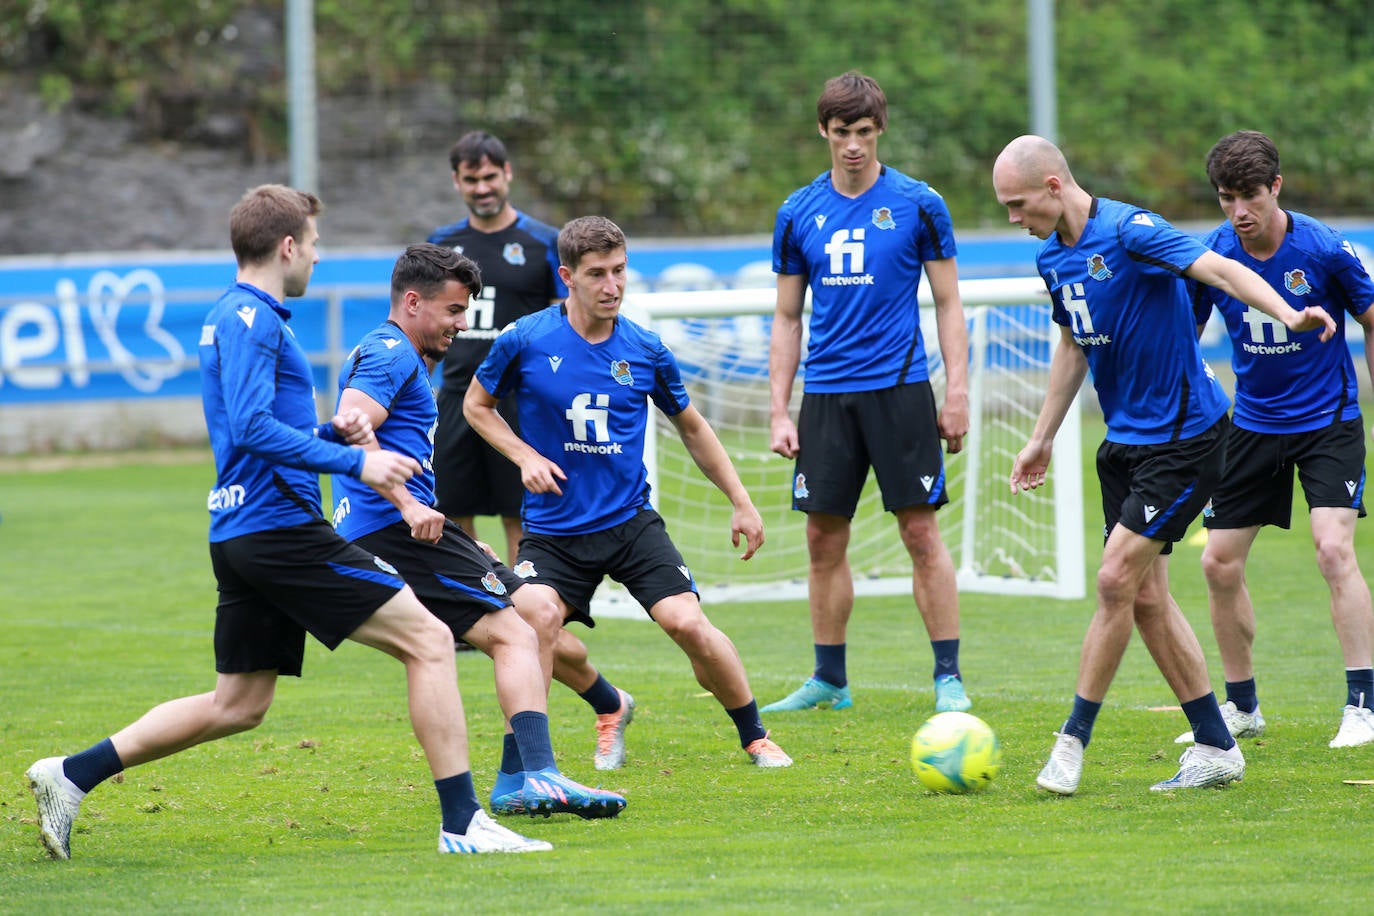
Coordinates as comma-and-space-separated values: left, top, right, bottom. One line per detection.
26, 185, 551, 858
464, 215, 792, 768
762, 71, 973, 716
429, 131, 636, 771
1184, 130, 1374, 749
993, 136, 1337, 793
331, 242, 626, 817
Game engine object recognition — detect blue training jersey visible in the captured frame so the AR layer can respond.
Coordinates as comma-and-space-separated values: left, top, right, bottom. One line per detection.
1037, 197, 1230, 445
772, 165, 958, 393
1191, 210, 1373, 434
331, 320, 438, 541
199, 282, 364, 542
475, 304, 691, 536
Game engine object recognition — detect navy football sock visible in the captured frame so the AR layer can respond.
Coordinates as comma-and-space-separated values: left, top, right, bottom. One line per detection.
578, 674, 623, 716
813, 643, 847, 688
1183, 693, 1236, 750
1061, 695, 1101, 748
1346, 667, 1374, 709
726, 700, 767, 748
435, 771, 481, 835
510, 710, 556, 773
1224, 678, 1258, 714
931, 639, 961, 680
62, 738, 123, 794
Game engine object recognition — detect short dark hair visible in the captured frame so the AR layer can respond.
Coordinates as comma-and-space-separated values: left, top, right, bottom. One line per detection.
817, 70, 887, 131
448, 130, 509, 173
557, 216, 626, 271
229, 184, 322, 266
390, 242, 482, 303
1206, 130, 1280, 194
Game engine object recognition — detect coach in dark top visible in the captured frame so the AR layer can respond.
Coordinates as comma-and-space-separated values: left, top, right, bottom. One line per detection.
427, 131, 566, 564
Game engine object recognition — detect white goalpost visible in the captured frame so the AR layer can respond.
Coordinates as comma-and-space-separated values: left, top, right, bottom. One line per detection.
599, 276, 1084, 612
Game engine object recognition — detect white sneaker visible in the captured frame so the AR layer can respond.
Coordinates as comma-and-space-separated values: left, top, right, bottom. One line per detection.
438, 809, 553, 854
26, 756, 85, 860
1150, 742, 1245, 791
1036, 732, 1084, 795
1329, 705, 1374, 748
1175, 701, 1267, 744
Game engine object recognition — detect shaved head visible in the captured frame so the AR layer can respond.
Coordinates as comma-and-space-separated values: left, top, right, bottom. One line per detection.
993, 135, 1075, 189
992, 135, 1087, 242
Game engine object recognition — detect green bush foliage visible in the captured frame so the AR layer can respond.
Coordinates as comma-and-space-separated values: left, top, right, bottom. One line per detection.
4, 0, 1374, 234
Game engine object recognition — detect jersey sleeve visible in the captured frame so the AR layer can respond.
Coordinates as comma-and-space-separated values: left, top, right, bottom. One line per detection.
1116, 209, 1208, 276
648, 339, 691, 417
772, 193, 806, 276
215, 313, 363, 476
341, 338, 411, 415
915, 189, 958, 262
476, 323, 523, 399
1327, 230, 1374, 318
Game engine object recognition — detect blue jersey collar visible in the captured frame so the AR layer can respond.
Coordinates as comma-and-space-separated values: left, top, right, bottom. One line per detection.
233, 282, 292, 321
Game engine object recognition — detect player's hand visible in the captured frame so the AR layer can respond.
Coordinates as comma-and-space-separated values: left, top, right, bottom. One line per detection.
1009, 440, 1053, 494
1287, 305, 1337, 342
731, 502, 765, 560
360, 449, 420, 489
474, 539, 500, 561
939, 392, 970, 455
402, 502, 445, 543
770, 416, 799, 459
332, 408, 376, 446
520, 455, 567, 496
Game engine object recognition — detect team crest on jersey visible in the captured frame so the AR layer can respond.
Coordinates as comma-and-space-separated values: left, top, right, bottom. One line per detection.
481, 571, 508, 595
503, 242, 527, 266
513, 560, 537, 578
1284, 269, 1312, 295
793, 473, 809, 500
373, 556, 399, 576
1086, 254, 1113, 281
872, 207, 896, 230
611, 359, 634, 386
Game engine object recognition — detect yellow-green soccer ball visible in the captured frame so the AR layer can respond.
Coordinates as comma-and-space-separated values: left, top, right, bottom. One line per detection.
911, 711, 1002, 794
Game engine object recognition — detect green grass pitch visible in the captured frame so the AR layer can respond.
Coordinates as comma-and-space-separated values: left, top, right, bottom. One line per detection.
3, 438, 1372, 913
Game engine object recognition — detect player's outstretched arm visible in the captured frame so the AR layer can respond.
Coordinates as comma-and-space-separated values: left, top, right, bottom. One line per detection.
463, 377, 567, 496
668, 405, 764, 559
1187, 250, 1337, 341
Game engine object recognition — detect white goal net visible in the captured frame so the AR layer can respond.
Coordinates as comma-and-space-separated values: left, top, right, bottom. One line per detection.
603, 277, 1084, 610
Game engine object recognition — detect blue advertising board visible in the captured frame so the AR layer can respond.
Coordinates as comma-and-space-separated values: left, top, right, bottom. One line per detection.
3, 226, 1372, 406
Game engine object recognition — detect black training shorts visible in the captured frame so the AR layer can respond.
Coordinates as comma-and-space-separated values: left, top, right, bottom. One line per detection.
1204, 417, 1367, 530
793, 381, 950, 517
512, 508, 695, 625
210, 520, 406, 676
354, 519, 519, 640
1096, 414, 1229, 554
